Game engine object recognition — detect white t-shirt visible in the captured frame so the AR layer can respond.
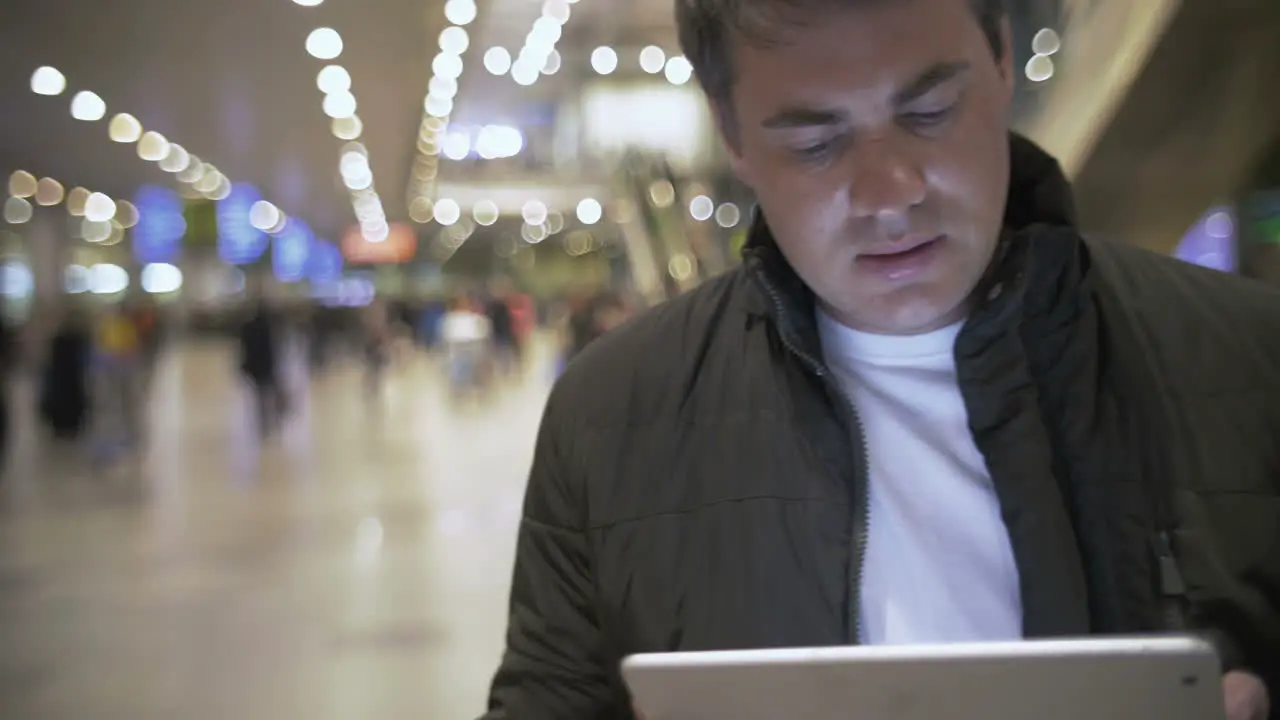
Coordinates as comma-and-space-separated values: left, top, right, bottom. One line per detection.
817, 310, 1023, 645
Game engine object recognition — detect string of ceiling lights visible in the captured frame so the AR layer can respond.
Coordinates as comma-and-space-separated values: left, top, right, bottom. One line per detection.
405, 0, 481, 227
26, 64, 305, 243
302, 10, 390, 244
480, 38, 694, 87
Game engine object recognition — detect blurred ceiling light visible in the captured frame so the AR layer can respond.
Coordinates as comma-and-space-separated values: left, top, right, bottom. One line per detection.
66, 187, 90, 216
484, 47, 512, 75
542, 0, 571, 24
332, 115, 363, 140
1025, 54, 1055, 82
668, 254, 694, 281
317, 65, 352, 94
649, 179, 676, 207
30, 66, 67, 96
108, 113, 143, 142
639, 46, 666, 74
444, 0, 478, 25
521, 199, 548, 226
473, 199, 499, 226
664, 55, 694, 85
511, 62, 539, 86
3, 197, 33, 224
689, 194, 714, 221
541, 210, 563, 235
408, 197, 435, 223
82, 219, 112, 243
159, 143, 191, 173
9, 171, 37, 198
194, 166, 222, 193
137, 131, 170, 161
208, 175, 233, 201
141, 263, 183, 294
542, 49, 562, 75
591, 46, 618, 75
425, 94, 454, 118
1032, 28, 1061, 56
439, 26, 470, 55
528, 17, 562, 46
84, 192, 117, 222
576, 198, 603, 225
432, 52, 464, 80
715, 202, 741, 228
267, 211, 289, 235
249, 200, 282, 231
1206, 210, 1235, 238
293, 0, 323, 5
342, 169, 374, 191
339, 151, 370, 177
176, 155, 204, 183
116, 200, 140, 229
70, 90, 106, 121
88, 263, 129, 294
476, 124, 523, 159
342, 140, 369, 157
306, 28, 344, 60
323, 91, 358, 118
429, 75, 459, 100
433, 198, 461, 225
363, 223, 390, 243
35, 177, 65, 206
521, 222, 548, 244
442, 131, 471, 160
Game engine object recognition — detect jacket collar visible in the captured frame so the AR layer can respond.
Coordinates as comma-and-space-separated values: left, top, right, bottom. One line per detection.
742, 132, 1083, 354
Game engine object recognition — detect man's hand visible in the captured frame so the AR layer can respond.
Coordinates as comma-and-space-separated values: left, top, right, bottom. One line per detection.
1224, 670, 1270, 720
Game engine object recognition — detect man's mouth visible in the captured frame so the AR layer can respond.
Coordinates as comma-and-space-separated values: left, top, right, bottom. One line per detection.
861, 234, 944, 257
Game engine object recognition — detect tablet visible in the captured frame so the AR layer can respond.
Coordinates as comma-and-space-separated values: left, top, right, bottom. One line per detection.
622, 636, 1223, 720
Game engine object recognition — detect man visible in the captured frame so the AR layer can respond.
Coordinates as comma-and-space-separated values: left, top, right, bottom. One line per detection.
483, 0, 1280, 718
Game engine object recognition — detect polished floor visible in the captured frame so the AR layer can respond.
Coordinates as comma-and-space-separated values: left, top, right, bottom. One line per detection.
0, 338, 553, 719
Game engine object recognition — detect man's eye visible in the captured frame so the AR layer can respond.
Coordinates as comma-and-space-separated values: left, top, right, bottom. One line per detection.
793, 140, 836, 162
903, 106, 956, 128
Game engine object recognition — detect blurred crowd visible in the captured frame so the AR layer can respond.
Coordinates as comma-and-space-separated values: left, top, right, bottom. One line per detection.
0, 281, 639, 467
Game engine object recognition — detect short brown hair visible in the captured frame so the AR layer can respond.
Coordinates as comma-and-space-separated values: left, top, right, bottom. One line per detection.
676, 0, 1007, 131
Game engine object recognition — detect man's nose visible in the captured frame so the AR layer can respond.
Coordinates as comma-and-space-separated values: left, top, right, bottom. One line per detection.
846, 139, 927, 221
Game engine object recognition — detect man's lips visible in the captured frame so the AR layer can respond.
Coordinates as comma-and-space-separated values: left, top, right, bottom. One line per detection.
860, 234, 944, 257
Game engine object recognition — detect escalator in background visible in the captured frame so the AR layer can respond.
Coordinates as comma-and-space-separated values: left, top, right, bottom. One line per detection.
1062, 0, 1280, 255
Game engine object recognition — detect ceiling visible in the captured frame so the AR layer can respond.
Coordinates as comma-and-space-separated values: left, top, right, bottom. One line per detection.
0, 0, 1117, 252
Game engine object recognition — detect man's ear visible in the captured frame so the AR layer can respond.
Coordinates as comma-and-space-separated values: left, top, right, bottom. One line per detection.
994, 17, 1015, 103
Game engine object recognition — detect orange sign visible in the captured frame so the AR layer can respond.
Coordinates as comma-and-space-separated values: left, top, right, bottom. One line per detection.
342, 223, 417, 264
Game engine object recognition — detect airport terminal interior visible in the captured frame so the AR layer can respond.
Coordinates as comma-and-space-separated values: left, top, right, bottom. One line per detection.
1, 0, 1280, 717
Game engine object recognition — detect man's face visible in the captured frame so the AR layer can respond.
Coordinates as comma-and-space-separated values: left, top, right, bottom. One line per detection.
725, 0, 1015, 334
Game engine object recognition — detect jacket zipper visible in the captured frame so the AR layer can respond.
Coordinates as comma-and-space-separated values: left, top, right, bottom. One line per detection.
759, 280, 872, 645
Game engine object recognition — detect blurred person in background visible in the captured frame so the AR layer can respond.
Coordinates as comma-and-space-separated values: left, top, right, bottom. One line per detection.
362, 298, 393, 400
441, 295, 493, 399
485, 279, 519, 378
39, 309, 92, 442
93, 305, 144, 455
484, 0, 1279, 718
238, 299, 287, 438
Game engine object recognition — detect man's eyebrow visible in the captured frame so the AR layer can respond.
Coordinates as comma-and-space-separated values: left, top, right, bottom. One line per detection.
759, 61, 973, 129
894, 60, 972, 105
761, 107, 845, 130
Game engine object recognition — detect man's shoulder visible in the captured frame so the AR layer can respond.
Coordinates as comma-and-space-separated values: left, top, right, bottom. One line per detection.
547, 268, 755, 427
1087, 238, 1280, 383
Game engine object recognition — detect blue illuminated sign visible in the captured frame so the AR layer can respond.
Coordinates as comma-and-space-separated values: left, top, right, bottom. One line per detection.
273, 219, 313, 283
306, 239, 343, 284
217, 183, 269, 265
132, 185, 186, 265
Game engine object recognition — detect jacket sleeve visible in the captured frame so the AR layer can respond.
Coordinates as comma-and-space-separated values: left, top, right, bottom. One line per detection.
481, 393, 619, 719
